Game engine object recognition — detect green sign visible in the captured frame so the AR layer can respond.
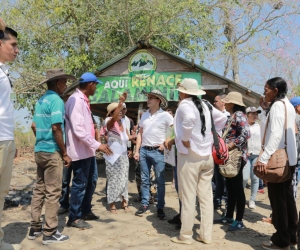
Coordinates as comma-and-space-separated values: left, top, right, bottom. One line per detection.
89, 72, 201, 104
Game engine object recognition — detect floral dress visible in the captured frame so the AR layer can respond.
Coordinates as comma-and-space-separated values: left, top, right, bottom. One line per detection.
105, 120, 129, 204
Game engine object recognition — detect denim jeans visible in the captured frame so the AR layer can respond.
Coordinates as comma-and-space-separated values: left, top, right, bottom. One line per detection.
59, 164, 73, 209
69, 156, 97, 221
213, 163, 226, 207
139, 147, 165, 209
243, 154, 259, 201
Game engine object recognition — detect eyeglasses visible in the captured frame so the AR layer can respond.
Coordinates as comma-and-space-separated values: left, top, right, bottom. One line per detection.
176, 82, 187, 90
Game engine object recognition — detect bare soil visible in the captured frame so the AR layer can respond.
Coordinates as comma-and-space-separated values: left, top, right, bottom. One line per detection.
2, 156, 297, 250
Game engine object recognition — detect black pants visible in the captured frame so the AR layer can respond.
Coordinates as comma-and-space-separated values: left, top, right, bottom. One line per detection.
268, 166, 298, 248
213, 163, 226, 207
225, 160, 246, 221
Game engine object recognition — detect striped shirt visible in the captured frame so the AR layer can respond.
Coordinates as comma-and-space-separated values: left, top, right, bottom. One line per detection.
33, 90, 64, 153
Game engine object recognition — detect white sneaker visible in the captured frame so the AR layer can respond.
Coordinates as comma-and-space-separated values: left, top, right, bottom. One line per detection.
249, 200, 256, 209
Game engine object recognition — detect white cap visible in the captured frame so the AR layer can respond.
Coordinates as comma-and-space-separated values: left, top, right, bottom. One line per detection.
122, 103, 126, 108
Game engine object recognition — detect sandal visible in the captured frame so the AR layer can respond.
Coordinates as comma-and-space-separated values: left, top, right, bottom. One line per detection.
121, 206, 130, 212
110, 208, 118, 214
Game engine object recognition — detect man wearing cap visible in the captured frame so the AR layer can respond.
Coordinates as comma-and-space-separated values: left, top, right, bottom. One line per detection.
134, 90, 173, 219
243, 107, 261, 209
29, 69, 75, 245
0, 26, 22, 250
65, 72, 112, 229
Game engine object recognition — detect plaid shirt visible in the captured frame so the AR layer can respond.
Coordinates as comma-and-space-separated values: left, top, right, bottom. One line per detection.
223, 111, 250, 161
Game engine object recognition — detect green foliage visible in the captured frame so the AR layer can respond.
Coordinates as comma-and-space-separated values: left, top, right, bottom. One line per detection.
1, 0, 216, 118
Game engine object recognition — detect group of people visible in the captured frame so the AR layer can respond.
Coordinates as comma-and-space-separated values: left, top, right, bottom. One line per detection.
0, 17, 299, 250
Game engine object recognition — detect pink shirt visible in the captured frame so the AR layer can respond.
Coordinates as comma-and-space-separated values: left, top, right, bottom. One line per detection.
65, 89, 101, 161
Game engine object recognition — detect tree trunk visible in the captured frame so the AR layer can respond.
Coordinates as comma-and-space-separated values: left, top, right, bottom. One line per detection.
231, 42, 240, 84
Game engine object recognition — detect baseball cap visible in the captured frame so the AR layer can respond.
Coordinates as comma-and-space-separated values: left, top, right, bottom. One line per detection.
122, 103, 126, 108
79, 72, 103, 84
290, 97, 300, 107
246, 107, 261, 114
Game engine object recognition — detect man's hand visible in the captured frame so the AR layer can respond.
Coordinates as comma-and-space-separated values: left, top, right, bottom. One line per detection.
182, 140, 190, 148
134, 152, 140, 161
158, 144, 164, 151
99, 144, 113, 155
119, 92, 127, 103
164, 139, 170, 150
63, 155, 72, 168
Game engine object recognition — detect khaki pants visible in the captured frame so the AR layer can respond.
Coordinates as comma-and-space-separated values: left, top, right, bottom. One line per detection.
0, 141, 15, 247
30, 151, 62, 236
177, 149, 214, 242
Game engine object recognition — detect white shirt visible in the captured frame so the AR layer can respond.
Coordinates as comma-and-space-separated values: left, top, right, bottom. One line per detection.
248, 122, 261, 155
174, 98, 227, 156
121, 115, 131, 148
223, 109, 231, 117
139, 108, 173, 146
0, 63, 14, 141
259, 97, 297, 166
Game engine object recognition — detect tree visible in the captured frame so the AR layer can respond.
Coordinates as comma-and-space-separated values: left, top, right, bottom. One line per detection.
1, 0, 215, 117
208, 0, 300, 84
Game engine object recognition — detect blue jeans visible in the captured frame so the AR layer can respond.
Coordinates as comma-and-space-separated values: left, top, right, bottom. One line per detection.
213, 163, 226, 207
69, 156, 97, 221
243, 154, 259, 201
139, 147, 165, 209
59, 164, 73, 209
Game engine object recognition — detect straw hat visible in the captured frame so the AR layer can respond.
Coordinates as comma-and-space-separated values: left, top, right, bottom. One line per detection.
38, 69, 76, 85
222, 92, 246, 107
176, 78, 206, 96
107, 102, 119, 116
143, 89, 168, 109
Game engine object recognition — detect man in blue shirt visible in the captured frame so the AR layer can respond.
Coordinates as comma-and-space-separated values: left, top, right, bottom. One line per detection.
28, 69, 75, 245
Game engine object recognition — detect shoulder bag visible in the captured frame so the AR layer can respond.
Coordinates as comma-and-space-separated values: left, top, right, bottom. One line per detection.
203, 100, 228, 165
219, 114, 242, 178
253, 101, 290, 183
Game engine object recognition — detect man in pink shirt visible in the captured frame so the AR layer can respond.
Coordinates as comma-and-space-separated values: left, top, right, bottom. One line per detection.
65, 72, 112, 229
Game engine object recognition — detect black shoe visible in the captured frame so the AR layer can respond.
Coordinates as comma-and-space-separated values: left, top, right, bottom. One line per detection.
28, 227, 42, 240
167, 214, 181, 224
135, 206, 149, 217
81, 212, 99, 221
66, 218, 92, 229
42, 230, 69, 245
175, 223, 182, 230
58, 207, 69, 215
157, 208, 165, 220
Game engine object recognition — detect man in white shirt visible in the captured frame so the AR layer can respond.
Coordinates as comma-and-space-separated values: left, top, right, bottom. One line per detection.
212, 92, 229, 210
0, 27, 22, 250
134, 90, 173, 219
213, 92, 230, 117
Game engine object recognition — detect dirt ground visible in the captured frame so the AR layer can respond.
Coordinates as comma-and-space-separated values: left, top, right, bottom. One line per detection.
2, 156, 298, 250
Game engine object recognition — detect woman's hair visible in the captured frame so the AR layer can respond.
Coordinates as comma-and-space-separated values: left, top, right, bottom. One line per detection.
191, 96, 206, 137
233, 104, 246, 114
266, 77, 287, 115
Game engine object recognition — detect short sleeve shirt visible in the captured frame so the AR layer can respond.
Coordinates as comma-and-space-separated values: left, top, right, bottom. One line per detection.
139, 109, 173, 146
33, 90, 65, 153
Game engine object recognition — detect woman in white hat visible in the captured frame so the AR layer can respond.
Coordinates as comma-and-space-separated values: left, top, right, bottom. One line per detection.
105, 93, 133, 214
171, 78, 227, 245
214, 92, 250, 231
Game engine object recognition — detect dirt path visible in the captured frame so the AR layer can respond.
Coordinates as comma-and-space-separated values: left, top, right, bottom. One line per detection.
2, 157, 295, 250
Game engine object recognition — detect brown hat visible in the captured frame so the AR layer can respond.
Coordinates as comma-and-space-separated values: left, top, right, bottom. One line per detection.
38, 69, 76, 85
222, 92, 246, 107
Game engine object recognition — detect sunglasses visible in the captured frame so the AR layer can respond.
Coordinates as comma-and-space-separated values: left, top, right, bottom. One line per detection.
147, 96, 159, 100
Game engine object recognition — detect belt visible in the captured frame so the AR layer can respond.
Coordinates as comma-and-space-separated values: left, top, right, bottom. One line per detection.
142, 146, 160, 151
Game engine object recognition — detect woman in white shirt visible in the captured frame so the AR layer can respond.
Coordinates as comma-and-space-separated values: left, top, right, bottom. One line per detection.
171, 78, 227, 245
255, 77, 298, 250
243, 107, 261, 209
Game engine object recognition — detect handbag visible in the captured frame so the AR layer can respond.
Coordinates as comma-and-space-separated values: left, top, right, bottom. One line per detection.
253, 101, 290, 183
219, 115, 242, 178
203, 100, 228, 165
